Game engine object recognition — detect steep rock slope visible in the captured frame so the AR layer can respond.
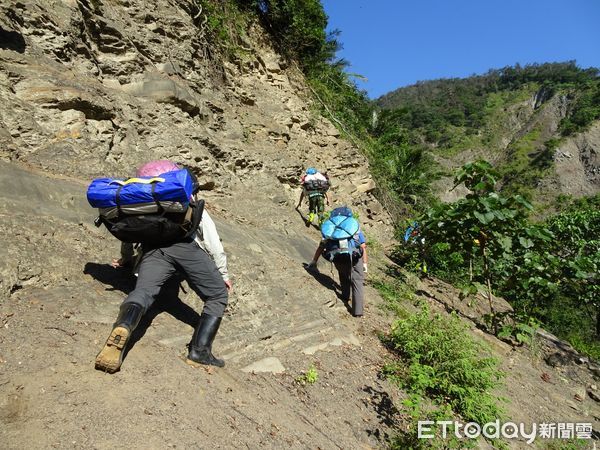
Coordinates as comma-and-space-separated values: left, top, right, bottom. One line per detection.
0, 0, 393, 297
435, 90, 599, 203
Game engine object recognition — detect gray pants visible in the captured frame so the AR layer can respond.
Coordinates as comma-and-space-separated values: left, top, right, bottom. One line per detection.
123, 238, 228, 317
334, 255, 365, 316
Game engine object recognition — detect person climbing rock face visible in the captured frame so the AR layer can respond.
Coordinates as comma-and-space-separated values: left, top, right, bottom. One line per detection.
88, 160, 232, 373
307, 206, 368, 317
296, 167, 331, 227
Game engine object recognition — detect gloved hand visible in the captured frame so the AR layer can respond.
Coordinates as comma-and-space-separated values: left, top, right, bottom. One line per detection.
111, 257, 131, 269
363, 263, 368, 273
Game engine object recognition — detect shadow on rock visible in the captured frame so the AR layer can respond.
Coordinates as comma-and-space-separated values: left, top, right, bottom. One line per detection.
125, 283, 200, 359
362, 386, 400, 443
302, 263, 354, 315
0, 28, 26, 53
295, 206, 311, 228
303, 262, 339, 293
295, 206, 321, 230
84, 262, 136, 294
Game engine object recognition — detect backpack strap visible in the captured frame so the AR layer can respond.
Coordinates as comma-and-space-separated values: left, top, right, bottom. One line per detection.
110, 177, 166, 185
115, 184, 124, 215
183, 199, 204, 239
150, 182, 164, 213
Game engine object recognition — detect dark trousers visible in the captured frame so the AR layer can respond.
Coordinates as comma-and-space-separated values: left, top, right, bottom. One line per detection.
123, 239, 228, 317
334, 255, 365, 316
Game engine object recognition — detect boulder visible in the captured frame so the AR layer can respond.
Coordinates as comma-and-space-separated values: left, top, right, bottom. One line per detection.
121, 75, 200, 116
355, 178, 376, 194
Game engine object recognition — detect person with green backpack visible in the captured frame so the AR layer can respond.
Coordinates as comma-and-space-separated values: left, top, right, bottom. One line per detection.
306, 206, 368, 317
296, 167, 331, 226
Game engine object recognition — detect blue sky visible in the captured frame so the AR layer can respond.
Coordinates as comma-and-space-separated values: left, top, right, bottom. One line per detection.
321, 0, 600, 99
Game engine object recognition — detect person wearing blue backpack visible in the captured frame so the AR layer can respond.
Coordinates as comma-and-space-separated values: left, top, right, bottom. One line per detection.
306, 207, 368, 317
89, 160, 231, 373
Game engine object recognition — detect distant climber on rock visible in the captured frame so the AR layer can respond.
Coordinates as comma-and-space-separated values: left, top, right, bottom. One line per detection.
87, 160, 232, 373
306, 206, 368, 317
296, 167, 331, 227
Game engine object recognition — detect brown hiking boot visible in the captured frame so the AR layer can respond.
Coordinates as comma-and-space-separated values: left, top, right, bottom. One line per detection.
95, 326, 130, 373
95, 302, 143, 373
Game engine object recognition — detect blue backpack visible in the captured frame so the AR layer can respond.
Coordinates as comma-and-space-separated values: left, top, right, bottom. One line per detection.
87, 168, 203, 247
404, 221, 418, 243
320, 207, 363, 263
87, 168, 196, 210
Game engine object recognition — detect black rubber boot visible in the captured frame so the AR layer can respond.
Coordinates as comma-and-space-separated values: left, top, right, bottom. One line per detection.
186, 313, 225, 367
95, 303, 144, 373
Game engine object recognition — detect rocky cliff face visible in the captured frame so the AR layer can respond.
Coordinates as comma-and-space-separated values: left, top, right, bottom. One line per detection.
0, 0, 393, 297
549, 121, 600, 198
502, 90, 599, 200
0, 0, 391, 201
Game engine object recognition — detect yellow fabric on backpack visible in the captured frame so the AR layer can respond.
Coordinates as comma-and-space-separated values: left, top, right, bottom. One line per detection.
111, 177, 165, 186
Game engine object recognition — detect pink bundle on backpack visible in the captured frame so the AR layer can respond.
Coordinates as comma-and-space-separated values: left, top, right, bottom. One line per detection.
136, 160, 180, 177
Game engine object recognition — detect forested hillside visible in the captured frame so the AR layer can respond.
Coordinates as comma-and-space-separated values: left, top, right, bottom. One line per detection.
375, 62, 600, 205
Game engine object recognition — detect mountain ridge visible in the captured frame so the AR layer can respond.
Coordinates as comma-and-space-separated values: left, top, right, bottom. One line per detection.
373, 63, 600, 205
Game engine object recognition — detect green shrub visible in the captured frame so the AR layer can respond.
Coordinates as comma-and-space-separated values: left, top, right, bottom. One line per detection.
384, 306, 504, 425
389, 397, 466, 449
398, 161, 599, 360
372, 279, 414, 317
195, 0, 251, 57
239, 0, 331, 70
